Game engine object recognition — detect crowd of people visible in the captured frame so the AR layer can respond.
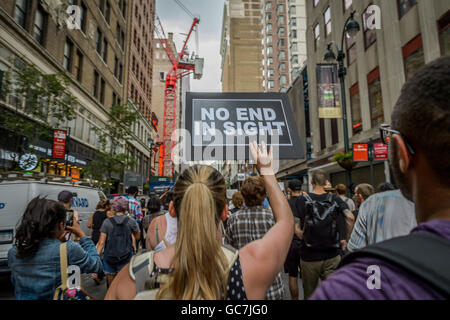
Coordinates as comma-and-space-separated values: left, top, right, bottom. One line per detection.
6, 56, 450, 300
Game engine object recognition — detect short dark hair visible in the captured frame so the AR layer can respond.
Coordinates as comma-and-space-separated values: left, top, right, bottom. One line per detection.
241, 176, 266, 207
377, 182, 396, 193
288, 179, 302, 192
335, 184, 347, 195
127, 186, 139, 195
391, 56, 450, 187
311, 170, 327, 187
58, 190, 74, 203
147, 196, 162, 214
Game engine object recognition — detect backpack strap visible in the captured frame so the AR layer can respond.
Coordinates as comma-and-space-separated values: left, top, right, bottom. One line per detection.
303, 193, 313, 203
340, 232, 450, 297
129, 251, 156, 294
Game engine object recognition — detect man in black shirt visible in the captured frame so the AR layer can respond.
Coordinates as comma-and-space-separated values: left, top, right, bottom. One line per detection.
294, 170, 352, 299
284, 179, 304, 300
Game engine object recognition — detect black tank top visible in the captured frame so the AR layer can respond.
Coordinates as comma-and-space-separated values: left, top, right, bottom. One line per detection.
91, 210, 106, 244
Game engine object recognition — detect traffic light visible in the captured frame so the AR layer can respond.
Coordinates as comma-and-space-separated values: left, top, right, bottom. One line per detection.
151, 112, 158, 131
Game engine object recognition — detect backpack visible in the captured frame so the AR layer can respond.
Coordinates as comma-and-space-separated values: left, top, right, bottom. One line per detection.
104, 216, 133, 265
340, 233, 450, 298
129, 245, 239, 300
302, 193, 340, 249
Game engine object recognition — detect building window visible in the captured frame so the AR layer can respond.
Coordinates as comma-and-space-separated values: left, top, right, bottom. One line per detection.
277, 4, 284, 14
280, 75, 287, 86
278, 50, 286, 60
291, 42, 298, 51
74, 50, 83, 81
265, 1, 272, 11
277, 15, 285, 26
291, 55, 299, 65
267, 35, 273, 44
268, 57, 274, 65
102, 38, 108, 62
350, 83, 362, 135
63, 40, 73, 71
367, 67, 384, 129
96, 29, 102, 54
100, 79, 105, 104
267, 46, 273, 55
363, 5, 377, 49
438, 11, 450, 56
398, 0, 417, 19
346, 33, 357, 65
314, 23, 320, 51
118, 64, 123, 84
33, 7, 46, 44
105, 1, 111, 24
267, 24, 272, 32
93, 70, 99, 98
79, 2, 87, 32
343, 0, 352, 11
278, 27, 285, 37
403, 35, 424, 81
268, 80, 275, 89
14, 0, 28, 27
114, 56, 119, 78
324, 7, 332, 36
291, 29, 297, 39
268, 69, 274, 77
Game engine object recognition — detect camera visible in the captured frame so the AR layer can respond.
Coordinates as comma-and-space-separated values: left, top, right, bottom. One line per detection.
66, 209, 74, 227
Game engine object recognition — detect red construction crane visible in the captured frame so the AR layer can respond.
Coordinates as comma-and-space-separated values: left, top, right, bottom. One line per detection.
154, 8, 203, 177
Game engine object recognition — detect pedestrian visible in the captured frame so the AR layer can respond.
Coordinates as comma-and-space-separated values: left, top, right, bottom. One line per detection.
226, 176, 285, 300
87, 199, 113, 284
143, 196, 164, 237
335, 184, 356, 212
311, 56, 450, 300
347, 189, 416, 252
57, 190, 79, 241
294, 170, 353, 299
125, 186, 143, 250
104, 141, 294, 300
96, 196, 140, 287
224, 191, 244, 232
145, 202, 178, 252
284, 179, 304, 300
8, 198, 102, 300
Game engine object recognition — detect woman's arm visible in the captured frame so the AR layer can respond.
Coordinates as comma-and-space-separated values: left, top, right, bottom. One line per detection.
87, 213, 94, 229
96, 233, 107, 255
239, 141, 294, 299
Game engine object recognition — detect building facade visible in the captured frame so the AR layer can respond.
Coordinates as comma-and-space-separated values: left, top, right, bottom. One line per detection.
277, 0, 449, 188
221, 0, 263, 92
127, 0, 155, 122
261, 0, 291, 92
0, 0, 155, 192
286, 0, 308, 80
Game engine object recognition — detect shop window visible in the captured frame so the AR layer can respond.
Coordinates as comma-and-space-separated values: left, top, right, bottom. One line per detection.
367, 68, 384, 129
350, 83, 362, 135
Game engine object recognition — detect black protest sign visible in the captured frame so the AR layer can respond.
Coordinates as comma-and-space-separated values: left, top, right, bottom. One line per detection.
183, 92, 304, 161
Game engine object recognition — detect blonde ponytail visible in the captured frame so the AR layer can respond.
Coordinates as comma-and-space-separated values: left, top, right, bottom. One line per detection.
157, 166, 229, 300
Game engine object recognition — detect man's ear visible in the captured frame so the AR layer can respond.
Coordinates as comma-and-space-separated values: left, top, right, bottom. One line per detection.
392, 134, 411, 173
168, 201, 176, 218
220, 204, 229, 222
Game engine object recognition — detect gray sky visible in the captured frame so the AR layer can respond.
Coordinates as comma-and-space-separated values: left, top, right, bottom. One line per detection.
155, 0, 225, 92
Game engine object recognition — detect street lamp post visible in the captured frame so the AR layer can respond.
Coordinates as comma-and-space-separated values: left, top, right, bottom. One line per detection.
324, 11, 360, 193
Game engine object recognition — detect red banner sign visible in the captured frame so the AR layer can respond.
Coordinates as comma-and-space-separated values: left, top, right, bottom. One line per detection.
353, 144, 369, 162
373, 142, 388, 161
52, 129, 67, 159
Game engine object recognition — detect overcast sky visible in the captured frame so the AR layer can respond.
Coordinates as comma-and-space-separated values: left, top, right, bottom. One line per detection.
155, 0, 225, 92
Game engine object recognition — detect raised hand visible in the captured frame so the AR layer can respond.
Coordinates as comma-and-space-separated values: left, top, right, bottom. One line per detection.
249, 140, 274, 176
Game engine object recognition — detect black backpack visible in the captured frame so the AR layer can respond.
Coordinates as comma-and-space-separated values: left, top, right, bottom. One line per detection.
303, 193, 340, 249
340, 233, 450, 298
105, 216, 133, 265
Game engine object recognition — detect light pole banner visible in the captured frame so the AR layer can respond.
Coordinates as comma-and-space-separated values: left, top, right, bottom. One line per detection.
182, 92, 304, 161
316, 64, 342, 119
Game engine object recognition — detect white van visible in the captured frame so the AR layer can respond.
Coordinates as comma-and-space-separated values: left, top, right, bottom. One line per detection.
0, 180, 106, 274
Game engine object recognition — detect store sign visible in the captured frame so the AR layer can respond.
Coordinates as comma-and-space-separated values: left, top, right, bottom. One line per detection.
353, 144, 369, 162
183, 92, 304, 162
317, 64, 341, 119
373, 142, 388, 161
52, 130, 67, 159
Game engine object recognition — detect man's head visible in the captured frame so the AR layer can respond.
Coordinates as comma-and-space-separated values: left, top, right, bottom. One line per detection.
311, 170, 328, 187
335, 184, 347, 196
241, 176, 266, 207
288, 179, 302, 196
389, 56, 450, 211
127, 186, 139, 197
58, 190, 75, 208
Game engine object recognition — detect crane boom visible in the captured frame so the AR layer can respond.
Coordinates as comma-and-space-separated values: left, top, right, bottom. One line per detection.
155, 17, 202, 178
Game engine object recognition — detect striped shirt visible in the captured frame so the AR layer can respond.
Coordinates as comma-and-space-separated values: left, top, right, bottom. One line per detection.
348, 190, 417, 252
225, 206, 285, 300
125, 195, 143, 222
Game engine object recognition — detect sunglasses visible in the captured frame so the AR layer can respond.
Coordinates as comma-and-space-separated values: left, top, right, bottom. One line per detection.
379, 124, 415, 155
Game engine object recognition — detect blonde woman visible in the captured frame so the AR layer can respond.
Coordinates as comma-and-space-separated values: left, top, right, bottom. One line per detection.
105, 141, 294, 300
